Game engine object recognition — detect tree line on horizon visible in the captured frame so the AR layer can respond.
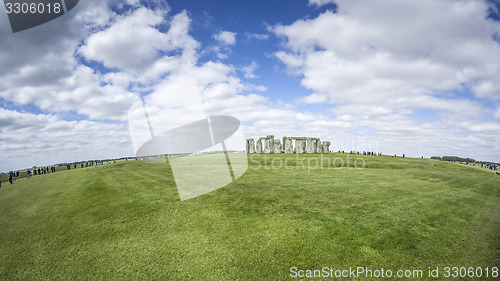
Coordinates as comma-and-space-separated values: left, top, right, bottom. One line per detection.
431, 155, 498, 165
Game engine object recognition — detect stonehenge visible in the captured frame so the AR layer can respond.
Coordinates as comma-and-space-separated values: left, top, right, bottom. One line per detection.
246, 135, 331, 154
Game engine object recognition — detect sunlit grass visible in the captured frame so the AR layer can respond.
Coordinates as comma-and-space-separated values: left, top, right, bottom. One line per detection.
0, 154, 498, 280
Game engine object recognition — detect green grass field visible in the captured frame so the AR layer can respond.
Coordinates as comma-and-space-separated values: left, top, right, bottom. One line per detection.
0, 154, 499, 280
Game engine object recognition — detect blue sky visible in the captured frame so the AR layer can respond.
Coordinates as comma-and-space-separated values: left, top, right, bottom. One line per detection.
1, 0, 500, 172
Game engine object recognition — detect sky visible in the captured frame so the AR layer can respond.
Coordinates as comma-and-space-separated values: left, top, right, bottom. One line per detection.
1, 0, 500, 172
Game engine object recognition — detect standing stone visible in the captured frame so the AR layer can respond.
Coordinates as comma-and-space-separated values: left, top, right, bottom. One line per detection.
284, 137, 293, 154
295, 139, 306, 154
306, 138, 315, 154
264, 135, 274, 154
322, 141, 330, 154
256, 139, 263, 153
246, 138, 255, 153
269, 135, 275, 153
263, 138, 269, 153
315, 140, 322, 153
273, 139, 282, 154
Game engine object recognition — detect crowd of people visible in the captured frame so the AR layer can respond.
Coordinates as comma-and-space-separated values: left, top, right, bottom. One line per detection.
474, 162, 499, 171
0, 160, 117, 188
3, 171, 21, 185
337, 150, 384, 156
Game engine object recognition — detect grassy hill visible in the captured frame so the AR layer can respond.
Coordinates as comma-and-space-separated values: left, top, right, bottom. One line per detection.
0, 154, 498, 280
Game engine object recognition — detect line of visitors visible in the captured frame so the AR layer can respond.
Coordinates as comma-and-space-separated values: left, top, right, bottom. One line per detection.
337, 150, 383, 156
1, 160, 122, 188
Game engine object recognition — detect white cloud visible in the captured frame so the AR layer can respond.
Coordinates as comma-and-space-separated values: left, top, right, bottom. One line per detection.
0, 2, 198, 171
2, 0, 500, 172
309, 0, 336, 6
0, 3, 235, 172
245, 32, 269, 40
303, 93, 328, 104
241, 61, 260, 79
274, 51, 305, 75
0, 108, 132, 170
95, 10, 200, 86
214, 31, 237, 45
472, 80, 500, 100
495, 107, 500, 120
80, 7, 170, 70
272, 0, 500, 161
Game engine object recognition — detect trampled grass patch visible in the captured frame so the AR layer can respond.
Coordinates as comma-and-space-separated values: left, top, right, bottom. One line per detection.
0, 154, 498, 280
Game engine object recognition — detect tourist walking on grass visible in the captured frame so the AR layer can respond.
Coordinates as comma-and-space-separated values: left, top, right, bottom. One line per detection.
9, 172, 13, 184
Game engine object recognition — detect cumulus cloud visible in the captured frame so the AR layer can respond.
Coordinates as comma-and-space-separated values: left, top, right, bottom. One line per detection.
79, 7, 169, 70
2, 0, 500, 171
272, 0, 500, 160
0, 0, 143, 121
472, 80, 500, 100
0, 1, 281, 171
302, 93, 328, 104
0, 108, 132, 170
214, 31, 237, 45
240, 61, 260, 79
79, 8, 199, 72
495, 107, 500, 119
